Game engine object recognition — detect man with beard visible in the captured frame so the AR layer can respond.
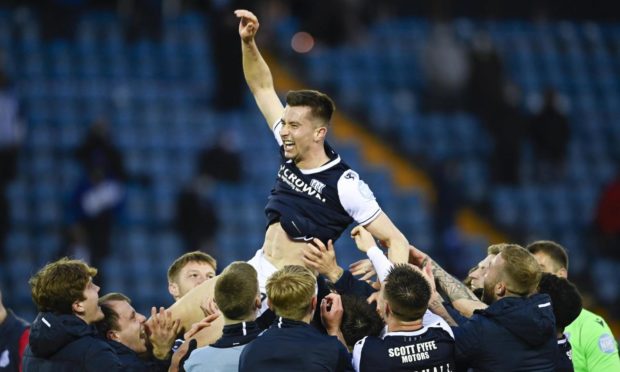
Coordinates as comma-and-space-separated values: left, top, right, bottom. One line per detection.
424, 244, 558, 371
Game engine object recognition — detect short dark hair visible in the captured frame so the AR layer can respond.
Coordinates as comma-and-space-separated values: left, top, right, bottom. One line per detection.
537, 273, 582, 331
384, 264, 431, 321
96, 293, 132, 337
341, 294, 383, 349
526, 240, 569, 271
167, 251, 217, 283
29, 258, 98, 313
215, 262, 258, 320
286, 90, 335, 125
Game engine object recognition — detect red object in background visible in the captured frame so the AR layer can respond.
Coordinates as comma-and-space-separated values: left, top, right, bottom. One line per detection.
18, 328, 29, 372
596, 177, 620, 234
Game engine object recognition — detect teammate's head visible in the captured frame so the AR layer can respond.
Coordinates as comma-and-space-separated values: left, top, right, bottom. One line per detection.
380, 264, 431, 322
467, 254, 495, 292
286, 90, 335, 125
280, 90, 335, 163
29, 258, 103, 324
537, 273, 582, 334
526, 240, 569, 278
266, 265, 317, 321
482, 244, 542, 305
465, 243, 510, 294
215, 262, 261, 321
96, 293, 148, 354
340, 294, 384, 350
168, 251, 217, 301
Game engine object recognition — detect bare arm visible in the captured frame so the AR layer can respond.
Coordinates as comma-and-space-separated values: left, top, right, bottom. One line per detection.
363, 213, 409, 264
429, 259, 487, 318
166, 276, 224, 347
428, 292, 458, 327
235, 9, 284, 129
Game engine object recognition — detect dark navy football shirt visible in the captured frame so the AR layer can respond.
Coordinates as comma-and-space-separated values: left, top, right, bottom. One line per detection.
557, 335, 574, 372
352, 311, 455, 372
266, 120, 381, 243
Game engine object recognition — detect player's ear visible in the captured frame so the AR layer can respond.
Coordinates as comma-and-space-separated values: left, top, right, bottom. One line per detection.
384, 302, 392, 318
72, 299, 85, 316
556, 268, 568, 279
255, 295, 262, 310
168, 282, 180, 299
495, 282, 506, 298
107, 329, 119, 342
314, 126, 327, 142
310, 295, 318, 312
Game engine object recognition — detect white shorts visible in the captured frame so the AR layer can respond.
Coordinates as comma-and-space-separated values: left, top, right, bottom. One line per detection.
247, 249, 278, 316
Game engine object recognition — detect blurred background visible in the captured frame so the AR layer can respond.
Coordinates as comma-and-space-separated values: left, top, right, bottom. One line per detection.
0, 0, 619, 337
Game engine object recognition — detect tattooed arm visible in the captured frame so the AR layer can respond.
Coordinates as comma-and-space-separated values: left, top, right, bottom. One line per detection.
428, 292, 458, 327
430, 259, 487, 318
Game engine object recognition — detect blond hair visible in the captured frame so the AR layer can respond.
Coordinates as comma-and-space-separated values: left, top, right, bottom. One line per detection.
487, 243, 512, 256
499, 245, 542, 296
266, 265, 316, 321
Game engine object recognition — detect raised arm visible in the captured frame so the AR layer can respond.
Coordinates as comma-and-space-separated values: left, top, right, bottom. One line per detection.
429, 259, 487, 318
408, 245, 485, 318
363, 213, 409, 264
235, 9, 284, 129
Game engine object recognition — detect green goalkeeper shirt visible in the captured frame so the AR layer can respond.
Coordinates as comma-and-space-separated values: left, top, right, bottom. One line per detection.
565, 309, 620, 372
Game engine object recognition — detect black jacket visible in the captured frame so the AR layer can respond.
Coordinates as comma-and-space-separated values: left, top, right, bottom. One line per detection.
239, 317, 353, 372
454, 294, 557, 371
22, 312, 122, 372
108, 340, 169, 372
0, 309, 30, 372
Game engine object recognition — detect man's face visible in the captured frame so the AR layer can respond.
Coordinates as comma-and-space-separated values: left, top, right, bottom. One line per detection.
81, 279, 104, 324
107, 300, 147, 354
279, 105, 323, 163
170, 261, 216, 300
469, 254, 496, 290
482, 254, 504, 305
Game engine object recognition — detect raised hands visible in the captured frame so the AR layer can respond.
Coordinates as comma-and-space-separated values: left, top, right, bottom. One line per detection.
184, 313, 221, 340
351, 225, 377, 253
234, 9, 259, 43
302, 238, 343, 282
199, 297, 221, 318
349, 259, 376, 282
146, 306, 181, 360
320, 293, 344, 334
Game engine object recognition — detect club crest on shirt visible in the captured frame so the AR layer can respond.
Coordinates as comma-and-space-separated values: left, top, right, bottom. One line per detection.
310, 179, 326, 193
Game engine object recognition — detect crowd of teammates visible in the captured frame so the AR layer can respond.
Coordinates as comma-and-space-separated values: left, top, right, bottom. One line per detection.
3, 236, 619, 371
2, 7, 620, 372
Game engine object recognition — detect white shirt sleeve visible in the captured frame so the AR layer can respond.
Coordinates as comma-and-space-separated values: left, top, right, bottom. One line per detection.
272, 119, 283, 146
367, 246, 393, 282
337, 170, 382, 225
351, 337, 367, 372
422, 309, 454, 339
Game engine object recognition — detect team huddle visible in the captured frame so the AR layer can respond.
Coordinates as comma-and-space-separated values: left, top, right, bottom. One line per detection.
2, 8, 619, 372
